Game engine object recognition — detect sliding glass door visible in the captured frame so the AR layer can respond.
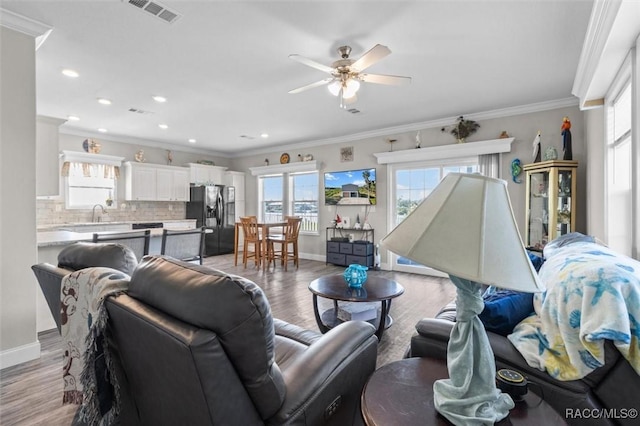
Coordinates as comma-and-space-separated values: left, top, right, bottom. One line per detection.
389, 159, 478, 275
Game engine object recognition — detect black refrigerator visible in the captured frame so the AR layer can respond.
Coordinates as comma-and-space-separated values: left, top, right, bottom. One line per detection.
186, 185, 235, 256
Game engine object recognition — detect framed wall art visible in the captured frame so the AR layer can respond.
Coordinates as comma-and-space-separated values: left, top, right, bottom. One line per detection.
340, 146, 354, 162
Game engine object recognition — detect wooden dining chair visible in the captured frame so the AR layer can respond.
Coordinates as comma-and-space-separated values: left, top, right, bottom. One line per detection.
160, 227, 206, 264
240, 216, 262, 268
266, 216, 302, 271
92, 229, 151, 262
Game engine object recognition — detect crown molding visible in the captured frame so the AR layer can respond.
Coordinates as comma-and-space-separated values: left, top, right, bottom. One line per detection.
232, 97, 577, 158
60, 127, 228, 157
61, 150, 124, 166
0, 8, 53, 49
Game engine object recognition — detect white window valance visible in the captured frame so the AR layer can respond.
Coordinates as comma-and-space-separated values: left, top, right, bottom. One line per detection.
373, 138, 515, 165
60, 151, 124, 178
249, 160, 318, 176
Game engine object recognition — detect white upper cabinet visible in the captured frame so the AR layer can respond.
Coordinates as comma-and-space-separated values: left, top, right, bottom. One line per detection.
187, 163, 228, 185
224, 171, 245, 201
124, 162, 189, 201
36, 116, 66, 197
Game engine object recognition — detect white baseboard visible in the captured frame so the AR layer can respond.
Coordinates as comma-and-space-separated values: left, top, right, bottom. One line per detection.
0, 340, 41, 370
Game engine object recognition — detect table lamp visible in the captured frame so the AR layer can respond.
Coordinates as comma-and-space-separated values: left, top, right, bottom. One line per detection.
380, 173, 544, 425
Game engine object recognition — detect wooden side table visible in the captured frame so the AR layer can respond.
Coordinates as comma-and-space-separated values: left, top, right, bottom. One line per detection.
361, 357, 566, 425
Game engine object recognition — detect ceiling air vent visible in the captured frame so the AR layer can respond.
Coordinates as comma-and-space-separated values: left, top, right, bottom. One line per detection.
127, 0, 181, 24
128, 107, 154, 115
346, 108, 361, 114
239, 135, 255, 140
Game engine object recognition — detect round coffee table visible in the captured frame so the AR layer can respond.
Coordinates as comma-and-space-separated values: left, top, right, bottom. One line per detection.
361, 357, 567, 425
308, 274, 404, 340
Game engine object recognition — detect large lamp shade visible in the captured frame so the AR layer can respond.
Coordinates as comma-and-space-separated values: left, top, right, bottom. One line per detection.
381, 172, 543, 292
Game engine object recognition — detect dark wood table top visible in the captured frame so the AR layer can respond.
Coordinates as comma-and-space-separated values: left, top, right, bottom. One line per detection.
362, 357, 567, 426
308, 274, 405, 302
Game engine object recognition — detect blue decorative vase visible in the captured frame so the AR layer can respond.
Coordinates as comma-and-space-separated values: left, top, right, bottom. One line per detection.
344, 264, 368, 288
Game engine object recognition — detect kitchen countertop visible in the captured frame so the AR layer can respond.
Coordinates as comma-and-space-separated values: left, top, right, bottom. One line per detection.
37, 222, 197, 247
37, 219, 196, 232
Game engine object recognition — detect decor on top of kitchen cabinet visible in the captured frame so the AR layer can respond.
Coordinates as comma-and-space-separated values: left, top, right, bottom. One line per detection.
532, 131, 542, 163
298, 153, 314, 162
441, 116, 480, 143
82, 138, 102, 154
561, 116, 573, 160
166, 150, 173, 165
134, 149, 145, 162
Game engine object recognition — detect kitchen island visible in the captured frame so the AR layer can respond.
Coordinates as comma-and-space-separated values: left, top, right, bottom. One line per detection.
35, 219, 196, 331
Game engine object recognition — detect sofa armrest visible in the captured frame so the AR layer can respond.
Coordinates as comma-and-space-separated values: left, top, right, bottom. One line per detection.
31, 263, 72, 333
271, 320, 378, 425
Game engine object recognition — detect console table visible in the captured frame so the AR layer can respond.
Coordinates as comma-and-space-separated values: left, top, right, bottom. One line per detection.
325, 227, 374, 267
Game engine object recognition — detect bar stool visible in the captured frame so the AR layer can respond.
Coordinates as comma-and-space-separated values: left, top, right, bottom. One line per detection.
266, 216, 302, 271
240, 216, 262, 268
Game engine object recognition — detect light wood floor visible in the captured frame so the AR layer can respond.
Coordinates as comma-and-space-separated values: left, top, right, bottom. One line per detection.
0, 254, 455, 425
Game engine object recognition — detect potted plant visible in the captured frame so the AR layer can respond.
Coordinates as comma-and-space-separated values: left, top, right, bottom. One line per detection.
442, 116, 480, 143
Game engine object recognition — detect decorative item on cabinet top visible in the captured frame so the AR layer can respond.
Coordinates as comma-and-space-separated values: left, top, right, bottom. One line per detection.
280, 153, 290, 164
441, 116, 480, 143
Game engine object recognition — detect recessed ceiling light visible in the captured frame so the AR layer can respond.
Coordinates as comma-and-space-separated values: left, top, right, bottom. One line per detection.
97, 98, 112, 105
62, 69, 79, 78
67, 115, 80, 121
158, 124, 169, 129
188, 139, 196, 144
98, 128, 107, 133
152, 95, 167, 103
260, 133, 269, 138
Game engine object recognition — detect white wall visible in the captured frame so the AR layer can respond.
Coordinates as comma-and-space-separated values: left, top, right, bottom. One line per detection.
584, 108, 606, 240
0, 26, 40, 368
230, 104, 586, 263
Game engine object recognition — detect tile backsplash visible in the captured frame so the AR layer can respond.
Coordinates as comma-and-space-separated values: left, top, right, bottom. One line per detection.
37, 199, 186, 227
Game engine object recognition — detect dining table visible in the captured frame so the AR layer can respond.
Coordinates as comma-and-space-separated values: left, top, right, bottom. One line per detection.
234, 221, 287, 269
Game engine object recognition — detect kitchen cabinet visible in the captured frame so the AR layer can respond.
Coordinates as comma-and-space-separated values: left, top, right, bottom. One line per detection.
156, 168, 189, 201
124, 162, 189, 201
225, 171, 245, 201
523, 160, 578, 250
36, 116, 66, 197
187, 163, 228, 185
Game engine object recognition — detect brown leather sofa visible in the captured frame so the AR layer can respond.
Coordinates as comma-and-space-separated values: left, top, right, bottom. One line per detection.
33, 245, 378, 425
407, 302, 640, 426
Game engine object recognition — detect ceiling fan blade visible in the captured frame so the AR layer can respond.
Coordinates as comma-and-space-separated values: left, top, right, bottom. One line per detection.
289, 54, 335, 74
360, 73, 412, 86
350, 44, 391, 72
288, 77, 334, 94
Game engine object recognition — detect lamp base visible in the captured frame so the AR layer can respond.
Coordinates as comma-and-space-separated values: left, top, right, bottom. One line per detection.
433, 276, 514, 425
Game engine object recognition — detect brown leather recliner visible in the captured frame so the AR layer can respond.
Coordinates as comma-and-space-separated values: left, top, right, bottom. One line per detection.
105, 256, 378, 425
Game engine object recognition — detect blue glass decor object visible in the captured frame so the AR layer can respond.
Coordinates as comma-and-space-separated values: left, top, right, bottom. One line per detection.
344, 264, 368, 288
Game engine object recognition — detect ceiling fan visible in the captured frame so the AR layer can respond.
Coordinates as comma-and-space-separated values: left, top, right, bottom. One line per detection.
288, 44, 411, 108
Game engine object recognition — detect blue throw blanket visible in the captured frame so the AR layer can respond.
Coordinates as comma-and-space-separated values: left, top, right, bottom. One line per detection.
508, 241, 640, 380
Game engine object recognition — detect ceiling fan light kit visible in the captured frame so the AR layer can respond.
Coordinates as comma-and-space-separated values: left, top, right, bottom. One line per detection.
288, 44, 411, 108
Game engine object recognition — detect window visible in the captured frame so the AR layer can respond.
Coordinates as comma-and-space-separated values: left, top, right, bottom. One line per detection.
64, 163, 117, 209
391, 159, 478, 274
607, 80, 633, 256
258, 170, 319, 233
290, 172, 319, 232
259, 174, 284, 223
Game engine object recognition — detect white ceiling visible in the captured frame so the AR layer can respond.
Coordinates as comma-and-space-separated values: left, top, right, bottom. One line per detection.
3, 0, 594, 157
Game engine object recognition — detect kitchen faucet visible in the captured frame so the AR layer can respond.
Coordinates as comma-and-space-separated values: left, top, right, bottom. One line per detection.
92, 204, 106, 222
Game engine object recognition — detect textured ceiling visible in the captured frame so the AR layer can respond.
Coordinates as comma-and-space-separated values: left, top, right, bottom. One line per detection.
3, 0, 594, 156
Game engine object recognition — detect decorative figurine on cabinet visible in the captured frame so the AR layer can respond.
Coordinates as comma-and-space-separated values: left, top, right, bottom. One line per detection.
561, 116, 573, 160
532, 131, 542, 163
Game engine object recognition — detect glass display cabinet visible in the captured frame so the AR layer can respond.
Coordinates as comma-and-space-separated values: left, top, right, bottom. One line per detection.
523, 160, 578, 251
